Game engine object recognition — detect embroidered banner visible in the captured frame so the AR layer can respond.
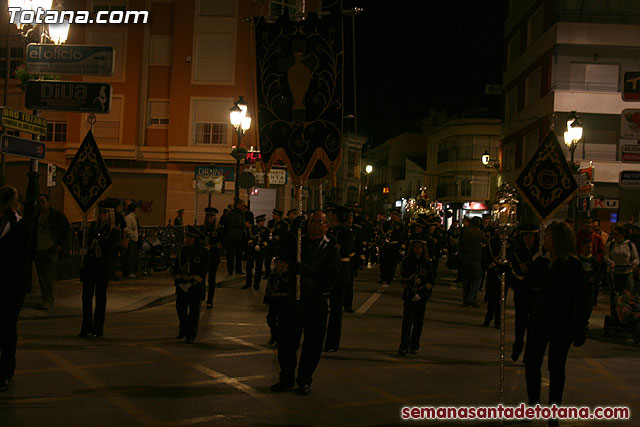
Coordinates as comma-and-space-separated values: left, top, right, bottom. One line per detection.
254, 2, 343, 184
515, 131, 577, 221
63, 130, 112, 212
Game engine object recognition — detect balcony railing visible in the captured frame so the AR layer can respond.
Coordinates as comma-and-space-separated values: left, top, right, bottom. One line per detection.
83, 121, 121, 144
550, 81, 619, 93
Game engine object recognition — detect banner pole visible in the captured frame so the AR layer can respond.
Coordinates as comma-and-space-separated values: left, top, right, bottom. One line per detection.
296, 184, 303, 301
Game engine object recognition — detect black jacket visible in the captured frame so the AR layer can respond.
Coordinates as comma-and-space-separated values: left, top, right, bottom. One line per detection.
0, 211, 32, 292
286, 235, 339, 302
81, 222, 121, 278
34, 207, 70, 250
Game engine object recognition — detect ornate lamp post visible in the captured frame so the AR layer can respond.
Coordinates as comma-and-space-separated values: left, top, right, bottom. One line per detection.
563, 111, 583, 165
481, 150, 500, 169
490, 184, 519, 408
229, 96, 251, 202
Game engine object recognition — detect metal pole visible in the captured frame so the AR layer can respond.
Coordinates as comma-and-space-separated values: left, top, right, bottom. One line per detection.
499, 231, 507, 417
319, 182, 323, 209
1, 20, 11, 186
296, 184, 302, 301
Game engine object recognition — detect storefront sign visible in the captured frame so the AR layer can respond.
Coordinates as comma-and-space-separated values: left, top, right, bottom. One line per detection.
623, 71, 640, 101
592, 199, 619, 210
621, 143, 640, 162
25, 80, 112, 113
26, 44, 114, 76
1, 107, 47, 136
1, 134, 45, 159
621, 109, 640, 138
620, 170, 640, 188
462, 202, 487, 210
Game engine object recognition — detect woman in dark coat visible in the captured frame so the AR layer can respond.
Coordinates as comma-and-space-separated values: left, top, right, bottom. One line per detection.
79, 202, 121, 337
524, 221, 588, 425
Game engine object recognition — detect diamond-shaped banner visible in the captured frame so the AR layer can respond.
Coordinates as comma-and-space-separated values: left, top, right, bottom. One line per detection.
63, 130, 112, 212
515, 131, 577, 221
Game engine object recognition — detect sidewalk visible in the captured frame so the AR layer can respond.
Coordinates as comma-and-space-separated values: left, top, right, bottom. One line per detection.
19, 271, 246, 321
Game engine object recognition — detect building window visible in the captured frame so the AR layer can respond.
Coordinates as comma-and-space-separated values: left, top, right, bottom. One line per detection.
192, 99, 231, 146
471, 173, 489, 199
504, 141, 516, 172
89, 0, 126, 13
569, 63, 619, 92
148, 101, 169, 127
528, 5, 544, 46
505, 87, 518, 120
0, 46, 24, 79
42, 121, 67, 142
199, 0, 235, 16
525, 68, 541, 108
194, 122, 227, 145
507, 31, 521, 67
347, 186, 358, 204
270, 0, 299, 17
150, 36, 172, 64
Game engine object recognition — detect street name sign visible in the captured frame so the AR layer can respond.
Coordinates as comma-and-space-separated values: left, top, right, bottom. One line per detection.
1, 134, 45, 159
26, 44, 114, 76
25, 80, 112, 113
1, 106, 47, 136
623, 71, 640, 101
620, 170, 640, 188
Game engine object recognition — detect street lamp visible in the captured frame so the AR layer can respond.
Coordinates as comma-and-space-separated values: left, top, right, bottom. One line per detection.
364, 164, 373, 174
229, 96, 251, 202
481, 150, 500, 169
563, 111, 583, 164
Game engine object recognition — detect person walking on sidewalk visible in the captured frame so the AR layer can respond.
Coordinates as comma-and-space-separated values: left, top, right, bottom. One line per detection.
122, 203, 139, 279
201, 207, 222, 309
0, 185, 32, 392
78, 201, 121, 338
398, 234, 434, 356
33, 194, 70, 310
173, 226, 209, 343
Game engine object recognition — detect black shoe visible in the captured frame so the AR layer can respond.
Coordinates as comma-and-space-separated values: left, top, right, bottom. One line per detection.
92, 332, 103, 337
324, 347, 337, 353
483, 319, 490, 327
176, 333, 184, 339
268, 337, 276, 345
78, 331, 92, 338
409, 349, 418, 354
0, 377, 10, 392
295, 384, 311, 396
270, 381, 294, 392
185, 337, 195, 344
254, 285, 260, 290
344, 307, 354, 313
398, 349, 408, 356
206, 302, 213, 309
242, 284, 251, 289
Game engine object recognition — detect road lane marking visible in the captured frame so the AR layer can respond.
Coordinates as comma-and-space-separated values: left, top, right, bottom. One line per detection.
212, 349, 272, 358
355, 284, 389, 315
41, 351, 157, 425
214, 334, 266, 351
147, 346, 263, 398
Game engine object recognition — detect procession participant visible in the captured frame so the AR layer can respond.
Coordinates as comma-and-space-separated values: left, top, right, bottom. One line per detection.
398, 233, 434, 356
78, 201, 121, 338
174, 209, 185, 226
225, 199, 247, 276
200, 207, 222, 309
324, 204, 354, 352
508, 224, 539, 361
0, 186, 32, 392
173, 226, 210, 343
271, 210, 339, 396
263, 257, 290, 346
378, 208, 406, 285
345, 209, 361, 313
481, 226, 507, 329
244, 214, 268, 290
264, 209, 284, 278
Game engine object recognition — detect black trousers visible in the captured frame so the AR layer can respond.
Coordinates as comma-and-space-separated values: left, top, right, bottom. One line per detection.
81, 274, 109, 336
513, 288, 532, 347
484, 273, 506, 327
379, 244, 399, 282
245, 251, 263, 288
278, 299, 329, 387
176, 285, 202, 339
0, 288, 26, 380
206, 257, 220, 305
325, 263, 350, 350
266, 301, 282, 340
263, 249, 273, 277
400, 298, 427, 351
226, 240, 244, 274
524, 325, 574, 406
344, 262, 356, 310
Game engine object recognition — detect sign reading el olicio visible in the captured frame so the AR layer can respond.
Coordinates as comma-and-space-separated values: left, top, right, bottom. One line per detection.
26, 44, 114, 76
25, 80, 112, 113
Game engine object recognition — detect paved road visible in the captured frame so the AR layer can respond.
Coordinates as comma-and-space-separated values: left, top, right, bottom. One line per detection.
2, 263, 638, 426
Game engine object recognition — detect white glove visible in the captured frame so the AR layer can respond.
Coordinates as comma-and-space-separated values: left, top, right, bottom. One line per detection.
255, 245, 261, 252
178, 283, 192, 292
411, 294, 421, 302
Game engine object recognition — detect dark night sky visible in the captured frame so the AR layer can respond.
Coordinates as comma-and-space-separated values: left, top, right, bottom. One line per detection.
343, 1, 506, 147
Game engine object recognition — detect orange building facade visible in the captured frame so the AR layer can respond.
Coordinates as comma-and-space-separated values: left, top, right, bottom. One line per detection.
0, 0, 307, 225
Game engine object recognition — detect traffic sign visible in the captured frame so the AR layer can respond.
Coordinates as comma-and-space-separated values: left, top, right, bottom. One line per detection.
623, 71, 640, 101
26, 44, 114, 76
1, 107, 47, 136
25, 80, 112, 113
620, 170, 640, 188
238, 171, 256, 189
621, 143, 640, 162
47, 163, 57, 187
1, 134, 45, 159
